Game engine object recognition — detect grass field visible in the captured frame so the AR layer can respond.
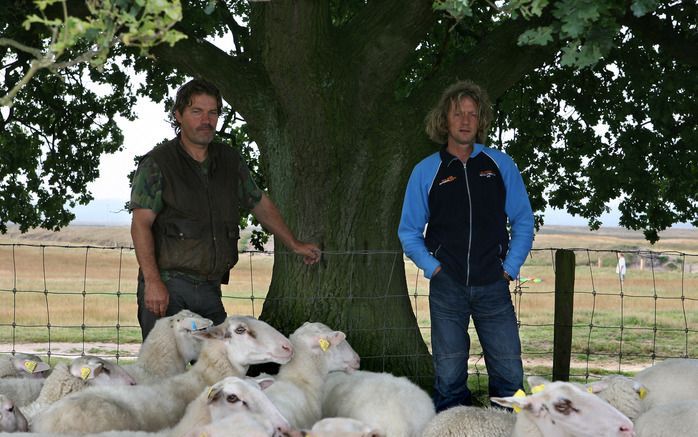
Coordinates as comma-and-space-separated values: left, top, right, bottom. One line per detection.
1, 224, 697, 378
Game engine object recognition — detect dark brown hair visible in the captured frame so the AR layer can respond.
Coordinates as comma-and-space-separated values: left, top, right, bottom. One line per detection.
171, 78, 223, 133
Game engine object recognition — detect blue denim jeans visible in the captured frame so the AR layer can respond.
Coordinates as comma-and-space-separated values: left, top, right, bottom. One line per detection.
429, 268, 523, 412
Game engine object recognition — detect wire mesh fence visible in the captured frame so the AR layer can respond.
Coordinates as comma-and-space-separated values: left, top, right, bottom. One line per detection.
1, 242, 697, 382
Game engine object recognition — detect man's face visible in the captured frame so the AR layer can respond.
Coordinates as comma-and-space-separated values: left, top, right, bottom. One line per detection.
175, 93, 219, 148
446, 96, 479, 147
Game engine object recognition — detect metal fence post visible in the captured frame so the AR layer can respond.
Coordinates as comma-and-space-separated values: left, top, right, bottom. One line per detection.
553, 249, 575, 381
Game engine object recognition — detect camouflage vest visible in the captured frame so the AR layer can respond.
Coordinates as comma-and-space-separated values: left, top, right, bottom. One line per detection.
148, 138, 240, 280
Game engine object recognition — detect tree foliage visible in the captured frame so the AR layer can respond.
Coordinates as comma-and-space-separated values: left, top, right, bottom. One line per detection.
2, 0, 695, 241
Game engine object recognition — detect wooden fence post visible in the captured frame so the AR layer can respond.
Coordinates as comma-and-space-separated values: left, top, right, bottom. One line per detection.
553, 249, 575, 381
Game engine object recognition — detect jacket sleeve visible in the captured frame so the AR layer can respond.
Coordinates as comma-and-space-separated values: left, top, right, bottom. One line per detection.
398, 163, 441, 279
500, 155, 534, 279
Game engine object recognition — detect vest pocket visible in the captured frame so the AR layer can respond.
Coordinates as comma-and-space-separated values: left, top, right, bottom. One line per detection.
163, 219, 203, 240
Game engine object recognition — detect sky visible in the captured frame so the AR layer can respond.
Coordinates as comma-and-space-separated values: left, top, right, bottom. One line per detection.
71, 93, 626, 228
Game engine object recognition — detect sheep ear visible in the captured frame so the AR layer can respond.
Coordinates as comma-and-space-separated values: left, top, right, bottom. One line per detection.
206, 384, 223, 403
193, 322, 228, 341
70, 360, 102, 380
491, 394, 528, 411
634, 382, 649, 399
15, 359, 50, 374
586, 380, 610, 394
329, 331, 346, 346
256, 377, 275, 391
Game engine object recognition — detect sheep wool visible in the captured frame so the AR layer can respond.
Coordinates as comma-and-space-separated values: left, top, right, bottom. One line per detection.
421, 406, 515, 437
322, 370, 435, 437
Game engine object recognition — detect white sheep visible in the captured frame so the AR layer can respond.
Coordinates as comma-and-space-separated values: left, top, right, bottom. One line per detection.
40, 376, 293, 437
583, 375, 648, 421
0, 353, 50, 379
20, 355, 137, 426
0, 378, 45, 407
0, 394, 28, 432
169, 375, 291, 437
124, 309, 213, 383
32, 315, 294, 434
635, 399, 698, 437
527, 375, 648, 422
321, 369, 435, 437
634, 358, 698, 411
420, 405, 515, 437
305, 417, 386, 437
491, 379, 635, 437
262, 321, 361, 430
180, 411, 278, 437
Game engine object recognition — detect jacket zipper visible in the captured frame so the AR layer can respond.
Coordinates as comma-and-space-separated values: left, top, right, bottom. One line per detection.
463, 161, 472, 286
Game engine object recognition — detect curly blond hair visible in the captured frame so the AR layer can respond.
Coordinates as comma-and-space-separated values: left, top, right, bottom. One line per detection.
424, 80, 493, 145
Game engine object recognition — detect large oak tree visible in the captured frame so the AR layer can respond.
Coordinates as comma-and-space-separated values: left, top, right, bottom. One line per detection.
2, 0, 696, 386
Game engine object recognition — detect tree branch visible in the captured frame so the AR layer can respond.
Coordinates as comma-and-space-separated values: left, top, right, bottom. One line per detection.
217, 1, 249, 56
255, 0, 332, 90
339, 0, 435, 110
413, 14, 560, 107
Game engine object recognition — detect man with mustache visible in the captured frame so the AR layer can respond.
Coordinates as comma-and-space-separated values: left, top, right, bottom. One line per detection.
130, 79, 321, 339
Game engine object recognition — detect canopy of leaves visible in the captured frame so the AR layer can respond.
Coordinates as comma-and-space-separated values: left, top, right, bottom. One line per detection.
1, 0, 696, 243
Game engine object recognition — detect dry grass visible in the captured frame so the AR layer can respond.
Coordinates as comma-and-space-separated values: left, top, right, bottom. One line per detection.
1, 224, 697, 374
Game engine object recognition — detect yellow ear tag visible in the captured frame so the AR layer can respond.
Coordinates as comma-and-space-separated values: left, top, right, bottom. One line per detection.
512, 388, 527, 413
318, 338, 330, 352
24, 360, 38, 373
80, 367, 91, 380
531, 384, 545, 394
587, 386, 595, 393
207, 386, 214, 399
639, 387, 648, 399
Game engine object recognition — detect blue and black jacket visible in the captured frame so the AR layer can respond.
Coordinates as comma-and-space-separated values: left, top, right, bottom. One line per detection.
398, 144, 534, 286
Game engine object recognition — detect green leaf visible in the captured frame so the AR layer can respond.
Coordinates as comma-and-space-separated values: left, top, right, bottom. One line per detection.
631, 0, 659, 17
518, 26, 554, 46
204, 0, 217, 15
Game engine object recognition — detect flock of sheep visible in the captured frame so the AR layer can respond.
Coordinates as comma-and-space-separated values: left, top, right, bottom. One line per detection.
0, 310, 696, 436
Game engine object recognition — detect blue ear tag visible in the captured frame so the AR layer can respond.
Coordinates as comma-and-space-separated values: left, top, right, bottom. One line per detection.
191, 321, 197, 331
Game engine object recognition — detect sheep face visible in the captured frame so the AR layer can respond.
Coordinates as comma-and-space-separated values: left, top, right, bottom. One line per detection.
207, 376, 291, 435
0, 394, 28, 432
588, 375, 648, 421
198, 316, 294, 367
69, 356, 137, 386
492, 381, 635, 437
290, 322, 360, 373
169, 309, 214, 363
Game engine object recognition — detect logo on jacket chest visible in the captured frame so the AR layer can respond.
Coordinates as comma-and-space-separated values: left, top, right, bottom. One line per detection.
479, 169, 497, 178
438, 175, 457, 186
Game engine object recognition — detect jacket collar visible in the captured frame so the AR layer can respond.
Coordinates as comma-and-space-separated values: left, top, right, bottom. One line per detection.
439, 143, 484, 166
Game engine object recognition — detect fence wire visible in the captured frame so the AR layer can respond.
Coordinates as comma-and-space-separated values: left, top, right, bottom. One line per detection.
1, 243, 697, 383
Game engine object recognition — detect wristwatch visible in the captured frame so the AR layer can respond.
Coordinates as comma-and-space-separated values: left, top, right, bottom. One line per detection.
503, 271, 513, 282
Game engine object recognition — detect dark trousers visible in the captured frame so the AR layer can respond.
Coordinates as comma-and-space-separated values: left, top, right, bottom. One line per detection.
137, 272, 228, 340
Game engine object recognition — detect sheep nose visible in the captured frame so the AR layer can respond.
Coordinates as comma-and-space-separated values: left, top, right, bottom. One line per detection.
619, 425, 635, 437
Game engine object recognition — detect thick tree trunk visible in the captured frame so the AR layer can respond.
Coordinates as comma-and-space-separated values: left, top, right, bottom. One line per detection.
258, 101, 434, 386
